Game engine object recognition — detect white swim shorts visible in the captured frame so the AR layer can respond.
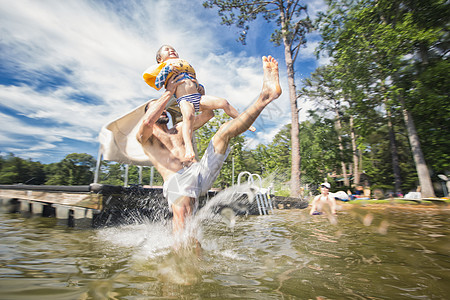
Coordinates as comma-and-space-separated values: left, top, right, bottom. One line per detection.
163, 139, 231, 209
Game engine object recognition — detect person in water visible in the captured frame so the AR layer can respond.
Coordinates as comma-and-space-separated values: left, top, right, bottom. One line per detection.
137, 55, 282, 234
143, 45, 255, 162
310, 182, 337, 215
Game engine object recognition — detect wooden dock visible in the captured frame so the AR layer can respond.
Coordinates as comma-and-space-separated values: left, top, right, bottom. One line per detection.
0, 184, 309, 228
0, 184, 168, 228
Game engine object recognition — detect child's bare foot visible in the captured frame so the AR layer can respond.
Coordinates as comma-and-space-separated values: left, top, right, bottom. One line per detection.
261, 56, 282, 103
248, 125, 256, 132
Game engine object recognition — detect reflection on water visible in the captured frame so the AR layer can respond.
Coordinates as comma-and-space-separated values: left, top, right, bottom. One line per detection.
0, 199, 449, 299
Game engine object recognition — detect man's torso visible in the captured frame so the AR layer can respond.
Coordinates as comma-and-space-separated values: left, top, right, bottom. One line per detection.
141, 124, 191, 180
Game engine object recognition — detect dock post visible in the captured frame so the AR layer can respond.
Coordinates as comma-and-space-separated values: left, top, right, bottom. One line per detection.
94, 147, 103, 184
72, 207, 91, 228
53, 204, 71, 226
124, 164, 129, 187
30, 201, 44, 216
0, 198, 19, 213
19, 199, 31, 216
150, 166, 154, 187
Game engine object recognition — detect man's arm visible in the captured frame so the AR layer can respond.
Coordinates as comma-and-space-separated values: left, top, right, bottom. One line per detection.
309, 196, 318, 215
137, 77, 183, 144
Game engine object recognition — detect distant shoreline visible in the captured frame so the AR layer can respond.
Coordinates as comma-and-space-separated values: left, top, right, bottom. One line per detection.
337, 198, 450, 212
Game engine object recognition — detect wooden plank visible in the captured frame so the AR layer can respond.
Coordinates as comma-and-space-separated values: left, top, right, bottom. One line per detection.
0, 189, 101, 210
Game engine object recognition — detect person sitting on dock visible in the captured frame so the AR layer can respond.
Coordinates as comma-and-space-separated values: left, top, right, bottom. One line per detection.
136, 55, 282, 234
310, 182, 337, 215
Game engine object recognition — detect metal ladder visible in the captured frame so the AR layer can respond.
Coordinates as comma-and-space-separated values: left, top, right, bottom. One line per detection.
237, 172, 274, 215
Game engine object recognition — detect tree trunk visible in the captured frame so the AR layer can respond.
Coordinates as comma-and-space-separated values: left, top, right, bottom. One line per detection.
381, 82, 402, 193
279, 8, 301, 198
399, 96, 435, 197
386, 107, 402, 194
350, 115, 360, 185
333, 105, 349, 186
283, 42, 301, 197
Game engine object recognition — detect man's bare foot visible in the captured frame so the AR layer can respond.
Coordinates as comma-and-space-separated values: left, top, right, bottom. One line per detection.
261, 56, 282, 103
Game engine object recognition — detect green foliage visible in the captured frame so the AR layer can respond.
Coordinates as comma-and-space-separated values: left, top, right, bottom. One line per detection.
97, 161, 125, 186
45, 153, 96, 185
299, 115, 341, 185
313, 0, 449, 195
252, 124, 291, 178
0, 153, 46, 185
404, 59, 450, 174
0, 152, 168, 187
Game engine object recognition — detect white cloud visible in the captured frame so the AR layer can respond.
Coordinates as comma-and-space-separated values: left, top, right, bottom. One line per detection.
0, 0, 321, 163
245, 123, 287, 150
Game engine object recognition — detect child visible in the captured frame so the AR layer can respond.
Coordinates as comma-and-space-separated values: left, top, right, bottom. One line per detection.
143, 45, 254, 161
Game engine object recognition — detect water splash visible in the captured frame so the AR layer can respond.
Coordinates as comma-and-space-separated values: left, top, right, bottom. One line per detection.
95, 182, 260, 254
94, 183, 264, 286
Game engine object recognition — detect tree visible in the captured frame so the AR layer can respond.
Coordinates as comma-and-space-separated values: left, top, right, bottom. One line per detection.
317, 0, 447, 197
203, 0, 314, 197
404, 60, 450, 174
98, 161, 126, 186
253, 124, 291, 178
302, 65, 352, 186
45, 153, 96, 185
0, 153, 46, 185
299, 114, 341, 185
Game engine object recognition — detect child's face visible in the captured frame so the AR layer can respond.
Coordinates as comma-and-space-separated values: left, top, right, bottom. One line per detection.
159, 46, 179, 62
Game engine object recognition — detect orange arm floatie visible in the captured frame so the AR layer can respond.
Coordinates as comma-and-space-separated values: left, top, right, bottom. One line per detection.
142, 62, 170, 90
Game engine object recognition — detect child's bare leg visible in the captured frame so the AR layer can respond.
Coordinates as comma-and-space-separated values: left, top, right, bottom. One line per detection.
199, 96, 256, 132
179, 101, 196, 161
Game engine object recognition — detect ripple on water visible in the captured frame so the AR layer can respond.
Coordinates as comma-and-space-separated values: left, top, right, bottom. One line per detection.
1, 197, 449, 299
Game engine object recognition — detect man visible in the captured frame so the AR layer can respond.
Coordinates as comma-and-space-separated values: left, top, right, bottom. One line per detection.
309, 182, 337, 215
137, 55, 282, 233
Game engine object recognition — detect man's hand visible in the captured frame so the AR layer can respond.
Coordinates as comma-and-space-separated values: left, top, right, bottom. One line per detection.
166, 73, 184, 93
197, 83, 205, 95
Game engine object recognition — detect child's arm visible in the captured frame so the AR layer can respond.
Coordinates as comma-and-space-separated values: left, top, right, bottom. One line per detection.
143, 62, 177, 91
154, 64, 173, 90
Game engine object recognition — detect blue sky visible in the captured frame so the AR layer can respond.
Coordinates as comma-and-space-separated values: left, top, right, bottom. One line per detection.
0, 0, 328, 164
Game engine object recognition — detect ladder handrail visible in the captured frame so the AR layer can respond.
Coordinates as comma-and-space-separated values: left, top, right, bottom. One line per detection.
236, 171, 273, 215
237, 171, 252, 186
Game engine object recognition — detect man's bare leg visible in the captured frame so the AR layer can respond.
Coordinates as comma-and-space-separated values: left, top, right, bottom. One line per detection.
171, 196, 202, 254
171, 196, 196, 233
212, 55, 282, 154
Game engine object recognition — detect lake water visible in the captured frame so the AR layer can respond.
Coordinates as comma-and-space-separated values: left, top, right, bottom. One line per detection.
0, 198, 449, 299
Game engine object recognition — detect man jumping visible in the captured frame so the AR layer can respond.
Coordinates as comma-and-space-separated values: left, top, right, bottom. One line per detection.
137, 55, 282, 234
